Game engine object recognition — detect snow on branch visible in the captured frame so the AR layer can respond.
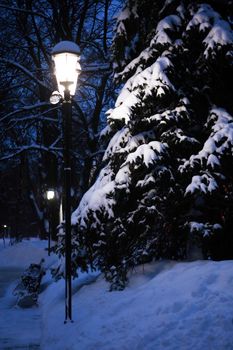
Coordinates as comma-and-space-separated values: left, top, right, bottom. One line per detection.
103, 127, 130, 161
185, 173, 218, 195
115, 164, 131, 189
180, 107, 233, 196
203, 19, 233, 58
115, 10, 183, 81
122, 141, 167, 168
72, 165, 116, 227
186, 4, 215, 33
114, 3, 136, 37
162, 128, 200, 147
121, 131, 155, 154
189, 221, 222, 238
72, 139, 167, 228
72, 137, 167, 227
146, 101, 190, 125
180, 107, 233, 173
115, 141, 167, 190
107, 55, 175, 124
136, 174, 156, 188
151, 14, 182, 46
186, 4, 233, 59
114, 47, 154, 82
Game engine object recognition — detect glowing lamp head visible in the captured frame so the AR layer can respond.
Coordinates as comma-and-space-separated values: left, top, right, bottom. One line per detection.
3, 225, 7, 228
46, 190, 55, 201
52, 41, 81, 98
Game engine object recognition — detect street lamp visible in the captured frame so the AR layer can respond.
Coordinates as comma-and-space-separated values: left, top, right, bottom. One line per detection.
51, 41, 81, 323
46, 189, 55, 201
46, 189, 55, 256
3, 224, 7, 247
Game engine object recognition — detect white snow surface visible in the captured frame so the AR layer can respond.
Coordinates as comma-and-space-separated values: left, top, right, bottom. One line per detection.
51, 40, 80, 54
1, 239, 233, 349
0, 239, 57, 350
0, 238, 52, 268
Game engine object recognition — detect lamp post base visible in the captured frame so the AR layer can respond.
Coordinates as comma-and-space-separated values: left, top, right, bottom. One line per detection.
64, 319, 74, 324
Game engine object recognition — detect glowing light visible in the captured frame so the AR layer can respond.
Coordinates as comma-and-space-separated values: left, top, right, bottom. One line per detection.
52, 41, 81, 98
46, 190, 55, 200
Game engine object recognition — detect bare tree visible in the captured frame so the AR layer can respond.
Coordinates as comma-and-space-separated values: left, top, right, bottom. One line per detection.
0, 0, 121, 238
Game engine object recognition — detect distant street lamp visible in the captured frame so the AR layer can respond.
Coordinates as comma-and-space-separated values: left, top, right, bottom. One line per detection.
46, 189, 55, 201
46, 189, 55, 256
51, 41, 81, 323
3, 224, 7, 247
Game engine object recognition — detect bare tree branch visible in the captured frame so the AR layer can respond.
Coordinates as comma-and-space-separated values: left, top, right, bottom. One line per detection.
0, 145, 62, 161
0, 5, 50, 20
2, 59, 51, 91
0, 102, 52, 123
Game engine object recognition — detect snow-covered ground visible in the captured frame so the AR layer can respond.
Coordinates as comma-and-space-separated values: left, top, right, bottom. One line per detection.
0, 239, 57, 350
1, 239, 233, 350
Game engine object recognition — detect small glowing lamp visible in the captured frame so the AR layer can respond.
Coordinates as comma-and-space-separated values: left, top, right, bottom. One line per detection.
46, 190, 55, 201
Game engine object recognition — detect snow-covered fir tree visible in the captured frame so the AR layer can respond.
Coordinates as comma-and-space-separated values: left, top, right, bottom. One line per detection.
70, 0, 233, 290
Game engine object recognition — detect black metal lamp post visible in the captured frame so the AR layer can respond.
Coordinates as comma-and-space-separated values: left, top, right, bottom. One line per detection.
51, 41, 81, 323
46, 189, 55, 256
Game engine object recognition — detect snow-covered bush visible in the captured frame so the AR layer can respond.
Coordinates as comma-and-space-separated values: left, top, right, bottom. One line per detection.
70, 0, 233, 289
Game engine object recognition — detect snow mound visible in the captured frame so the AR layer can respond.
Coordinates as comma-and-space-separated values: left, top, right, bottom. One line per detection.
41, 260, 233, 350
1, 241, 233, 349
0, 239, 55, 268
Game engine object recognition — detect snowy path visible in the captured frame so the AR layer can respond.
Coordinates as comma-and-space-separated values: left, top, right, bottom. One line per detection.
0, 267, 41, 350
